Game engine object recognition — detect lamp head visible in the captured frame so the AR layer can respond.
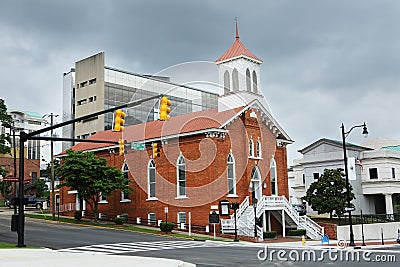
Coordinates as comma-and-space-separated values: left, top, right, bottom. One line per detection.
362, 123, 368, 138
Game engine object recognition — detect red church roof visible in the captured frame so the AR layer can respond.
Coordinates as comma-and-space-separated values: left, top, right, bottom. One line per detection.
215, 22, 262, 64
60, 106, 244, 154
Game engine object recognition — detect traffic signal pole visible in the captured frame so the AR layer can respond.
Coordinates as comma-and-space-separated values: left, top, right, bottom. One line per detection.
16, 94, 163, 247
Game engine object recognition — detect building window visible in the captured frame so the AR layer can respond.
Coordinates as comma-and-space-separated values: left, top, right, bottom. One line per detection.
80, 81, 88, 87
249, 138, 254, 157
246, 68, 251, 92
227, 153, 236, 195
121, 162, 130, 201
177, 155, 186, 197
99, 192, 107, 203
369, 168, 378, 179
177, 212, 186, 224
232, 68, 239, 92
256, 140, 262, 158
302, 174, 305, 184
313, 173, 319, 180
77, 99, 87, 106
148, 159, 156, 198
148, 212, 156, 225
270, 157, 277, 195
89, 78, 97, 85
224, 70, 230, 94
252, 70, 258, 93
392, 168, 395, 178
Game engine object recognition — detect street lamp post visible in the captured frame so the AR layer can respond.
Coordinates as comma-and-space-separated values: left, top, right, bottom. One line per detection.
230, 202, 239, 242
253, 197, 258, 239
43, 113, 59, 221
341, 122, 368, 247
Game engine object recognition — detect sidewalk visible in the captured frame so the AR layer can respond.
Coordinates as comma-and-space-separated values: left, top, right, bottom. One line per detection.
0, 249, 195, 267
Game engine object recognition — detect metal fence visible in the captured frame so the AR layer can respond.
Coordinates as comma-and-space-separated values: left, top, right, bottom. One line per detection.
81, 211, 208, 233
338, 213, 400, 226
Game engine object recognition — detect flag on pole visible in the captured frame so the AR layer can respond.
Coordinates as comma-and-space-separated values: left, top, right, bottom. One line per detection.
348, 157, 357, 180
356, 157, 364, 171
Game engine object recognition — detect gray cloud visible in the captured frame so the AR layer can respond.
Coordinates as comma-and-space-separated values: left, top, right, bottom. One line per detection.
0, 0, 399, 163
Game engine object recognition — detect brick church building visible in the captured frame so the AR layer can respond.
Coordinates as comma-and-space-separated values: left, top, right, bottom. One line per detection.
57, 26, 324, 239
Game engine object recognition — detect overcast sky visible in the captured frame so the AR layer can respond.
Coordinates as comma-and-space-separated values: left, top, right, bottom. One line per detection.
1, 0, 399, 165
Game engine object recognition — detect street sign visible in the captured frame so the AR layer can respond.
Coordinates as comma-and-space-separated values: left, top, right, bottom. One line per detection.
164, 207, 168, 213
345, 207, 355, 212
130, 142, 145, 150
2, 177, 18, 182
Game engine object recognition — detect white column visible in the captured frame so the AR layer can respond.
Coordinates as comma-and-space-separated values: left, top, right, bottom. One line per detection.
384, 194, 393, 214
263, 211, 267, 232
267, 211, 271, 231
282, 210, 286, 237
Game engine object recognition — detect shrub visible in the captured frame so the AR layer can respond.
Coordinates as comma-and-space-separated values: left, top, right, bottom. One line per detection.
263, 231, 277, 239
287, 229, 307, 236
115, 217, 125, 225
160, 222, 174, 233
74, 211, 82, 221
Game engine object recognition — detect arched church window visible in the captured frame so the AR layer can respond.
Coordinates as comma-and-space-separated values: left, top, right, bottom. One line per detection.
232, 68, 239, 92
270, 157, 277, 195
252, 71, 258, 93
224, 70, 230, 94
177, 154, 186, 197
148, 159, 156, 198
246, 68, 251, 92
227, 152, 236, 195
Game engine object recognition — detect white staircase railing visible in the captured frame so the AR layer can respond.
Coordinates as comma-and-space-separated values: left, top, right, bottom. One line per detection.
263, 195, 324, 240
221, 195, 323, 240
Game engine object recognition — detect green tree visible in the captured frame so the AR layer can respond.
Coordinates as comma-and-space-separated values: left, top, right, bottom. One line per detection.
56, 149, 130, 222
0, 166, 13, 200
33, 178, 47, 198
304, 169, 355, 218
0, 98, 12, 154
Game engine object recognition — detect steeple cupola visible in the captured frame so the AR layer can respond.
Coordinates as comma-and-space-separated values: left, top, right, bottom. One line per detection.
216, 21, 262, 95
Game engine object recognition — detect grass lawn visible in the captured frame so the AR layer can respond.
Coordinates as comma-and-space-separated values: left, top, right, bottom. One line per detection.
0, 242, 40, 249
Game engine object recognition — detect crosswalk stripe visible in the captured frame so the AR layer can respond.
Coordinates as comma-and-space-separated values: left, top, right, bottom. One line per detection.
58, 240, 233, 255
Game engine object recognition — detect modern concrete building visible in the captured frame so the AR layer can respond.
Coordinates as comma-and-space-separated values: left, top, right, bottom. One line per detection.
62, 53, 219, 150
290, 138, 400, 216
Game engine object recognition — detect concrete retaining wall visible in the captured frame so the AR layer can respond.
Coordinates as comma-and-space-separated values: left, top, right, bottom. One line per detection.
337, 222, 400, 241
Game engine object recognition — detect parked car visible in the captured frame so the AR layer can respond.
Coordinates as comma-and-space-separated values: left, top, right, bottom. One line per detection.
292, 204, 306, 216
7, 195, 45, 209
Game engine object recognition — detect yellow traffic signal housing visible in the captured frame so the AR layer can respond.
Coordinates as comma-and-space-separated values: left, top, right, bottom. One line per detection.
159, 96, 172, 121
152, 143, 160, 158
119, 139, 125, 156
113, 109, 126, 132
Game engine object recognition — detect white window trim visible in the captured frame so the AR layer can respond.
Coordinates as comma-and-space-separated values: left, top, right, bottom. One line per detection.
270, 157, 278, 195
146, 197, 159, 201
256, 139, 262, 158
177, 212, 186, 224
148, 159, 156, 199
227, 194, 239, 198
177, 154, 187, 198
249, 138, 254, 157
99, 192, 108, 204
121, 162, 130, 201
227, 152, 237, 196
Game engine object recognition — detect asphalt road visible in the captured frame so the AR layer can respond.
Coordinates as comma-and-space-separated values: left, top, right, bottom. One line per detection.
1, 209, 400, 267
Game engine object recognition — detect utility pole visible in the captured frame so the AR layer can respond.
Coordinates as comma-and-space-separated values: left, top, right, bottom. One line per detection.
49, 113, 57, 221
12, 121, 17, 215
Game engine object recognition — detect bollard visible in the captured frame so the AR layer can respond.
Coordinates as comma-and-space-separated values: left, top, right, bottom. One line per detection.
302, 235, 306, 246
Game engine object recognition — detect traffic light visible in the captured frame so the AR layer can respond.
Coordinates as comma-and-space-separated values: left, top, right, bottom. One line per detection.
159, 96, 171, 121
152, 143, 160, 158
119, 139, 125, 156
113, 109, 126, 132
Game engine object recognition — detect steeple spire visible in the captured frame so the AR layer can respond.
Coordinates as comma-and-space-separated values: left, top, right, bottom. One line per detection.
235, 17, 239, 39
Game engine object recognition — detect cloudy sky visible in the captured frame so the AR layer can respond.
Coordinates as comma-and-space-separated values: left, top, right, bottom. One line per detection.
1, 0, 399, 164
